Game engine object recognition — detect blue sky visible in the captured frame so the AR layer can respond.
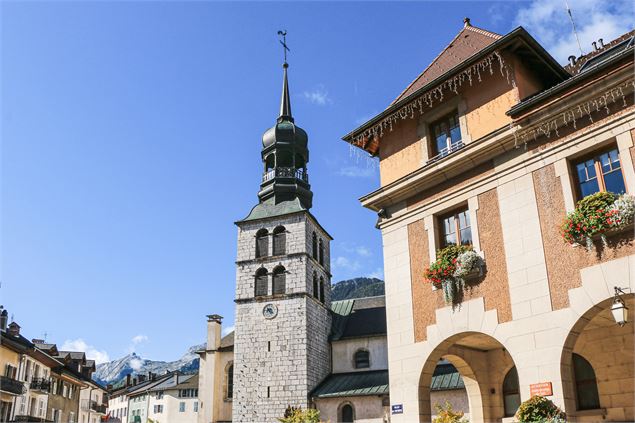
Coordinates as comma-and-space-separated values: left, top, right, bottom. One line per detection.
2, 1, 632, 363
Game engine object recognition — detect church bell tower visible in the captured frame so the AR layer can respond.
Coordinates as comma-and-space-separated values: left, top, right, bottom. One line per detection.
231, 36, 332, 422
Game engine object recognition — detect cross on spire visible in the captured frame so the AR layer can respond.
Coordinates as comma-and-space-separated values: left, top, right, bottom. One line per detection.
277, 30, 290, 65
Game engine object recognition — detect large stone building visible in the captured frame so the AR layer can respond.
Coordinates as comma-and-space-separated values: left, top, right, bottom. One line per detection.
344, 19, 634, 423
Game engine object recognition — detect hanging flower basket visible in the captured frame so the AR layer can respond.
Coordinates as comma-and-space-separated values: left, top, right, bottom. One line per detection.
424, 245, 484, 309
561, 192, 635, 250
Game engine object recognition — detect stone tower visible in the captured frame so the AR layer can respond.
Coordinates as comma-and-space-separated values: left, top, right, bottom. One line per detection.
231, 58, 332, 422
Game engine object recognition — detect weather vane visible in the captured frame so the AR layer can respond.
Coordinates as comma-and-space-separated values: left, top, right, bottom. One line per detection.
277, 30, 290, 64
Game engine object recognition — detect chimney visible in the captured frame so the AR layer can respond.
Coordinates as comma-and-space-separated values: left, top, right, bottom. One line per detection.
568, 55, 577, 66
8, 322, 20, 337
0, 307, 8, 331
463, 17, 471, 27
107, 384, 113, 391
592, 41, 598, 51
138, 374, 146, 383
174, 373, 179, 385
126, 374, 131, 387
206, 314, 223, 350
132, 377, 137, 386
598, 38, 605, 48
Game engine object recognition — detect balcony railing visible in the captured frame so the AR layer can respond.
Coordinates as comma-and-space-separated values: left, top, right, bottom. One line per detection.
0, 375, 26, 395
262, 167, 309, 183
81, 400, 108, 414
29, 378, 51, 393
427, 140, 465, 164
13, 415, 52, 422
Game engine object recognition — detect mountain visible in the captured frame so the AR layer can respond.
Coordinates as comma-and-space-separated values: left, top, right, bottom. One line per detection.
331, 277, 385, 301
93, 343, 204, 386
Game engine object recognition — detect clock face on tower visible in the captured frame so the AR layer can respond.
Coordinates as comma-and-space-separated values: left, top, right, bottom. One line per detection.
263, 303, 278, 319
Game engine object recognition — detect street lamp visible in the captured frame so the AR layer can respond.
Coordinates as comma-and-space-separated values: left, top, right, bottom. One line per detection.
611, 287, 629, 327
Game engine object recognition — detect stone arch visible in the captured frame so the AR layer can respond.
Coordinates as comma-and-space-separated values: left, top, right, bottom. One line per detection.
560, 293, 634, 421
418, 331, 517, 423
337, 401, 355, 423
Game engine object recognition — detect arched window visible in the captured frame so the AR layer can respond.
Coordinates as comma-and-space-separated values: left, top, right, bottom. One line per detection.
573, 353, 600, 410
255, 268, 268, 297
318, 239, 324, 266
354, 350, 370, 369
255, 229, 269, 258
226, 364, 234, 399
312, 232, 318, 259
313, 272, 318, 298
272, 226, 286, 256
340, 403, 354, 423
319, 276, 325, 303
272, 266, 286, 295
503, 366, 521, 417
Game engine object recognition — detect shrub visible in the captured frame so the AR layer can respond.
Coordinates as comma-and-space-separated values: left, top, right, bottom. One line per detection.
278, 406, 321, 423
561, 192, 634, 249
515, 395, 566, 423
432, 401, 468, 423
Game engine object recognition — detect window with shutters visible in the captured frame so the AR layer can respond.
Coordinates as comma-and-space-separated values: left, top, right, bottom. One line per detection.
272, 226, 286, 256
354, 350, 370, 369
318, 239, 324, 266
272, 266, 286, 295
255, 268, 268, 297
319, 276, 325, 303
255, 229, 269, 258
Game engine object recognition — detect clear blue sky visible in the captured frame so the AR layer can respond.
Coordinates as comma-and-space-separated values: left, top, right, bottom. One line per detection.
2, 1, 632, 363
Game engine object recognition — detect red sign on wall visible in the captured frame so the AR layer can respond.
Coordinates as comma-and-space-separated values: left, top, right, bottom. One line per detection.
530, 382, 553, 397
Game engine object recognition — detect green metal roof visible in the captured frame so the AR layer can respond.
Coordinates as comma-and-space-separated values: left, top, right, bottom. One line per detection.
312, 370, 389, 398
431, 364, 465, 391
238, 198, 307, 222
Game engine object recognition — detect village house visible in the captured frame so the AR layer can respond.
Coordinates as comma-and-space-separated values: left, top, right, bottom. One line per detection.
344, 19, 634, 423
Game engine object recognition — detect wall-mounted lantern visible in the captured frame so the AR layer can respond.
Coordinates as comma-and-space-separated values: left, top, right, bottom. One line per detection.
611, 286, 629, 327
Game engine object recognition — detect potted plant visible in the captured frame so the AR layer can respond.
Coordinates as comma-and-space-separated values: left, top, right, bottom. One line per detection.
424, 245, 484, 309
561, 192, 635, 250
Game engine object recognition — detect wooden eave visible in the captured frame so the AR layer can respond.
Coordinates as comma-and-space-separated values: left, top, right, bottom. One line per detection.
341, 26, 568, 155
359, 66, 634, 213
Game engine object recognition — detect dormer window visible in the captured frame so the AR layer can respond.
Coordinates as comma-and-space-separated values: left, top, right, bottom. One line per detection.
431, 111, 462, 158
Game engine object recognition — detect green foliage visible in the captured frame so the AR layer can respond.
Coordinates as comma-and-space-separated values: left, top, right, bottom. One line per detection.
424, 245, 471, 285
278, 406, 321, 423
432, 401, 468, 423
561, 191, 623, 248
515, 395, 566, 423
331, 277, 385, 301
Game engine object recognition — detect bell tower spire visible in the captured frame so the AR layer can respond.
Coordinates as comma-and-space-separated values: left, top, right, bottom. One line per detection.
279, 63, 293, 122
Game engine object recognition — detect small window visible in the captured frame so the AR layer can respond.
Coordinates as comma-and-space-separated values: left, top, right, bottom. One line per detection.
439, 207, 472, 248
431, 111, 462, 157
313, 272, 318, 298
227, 364, 234, 399
574, 147, 626, 199
255, 229, 269, 258
354, 350, 370, 369
312, 232, 318, 259
272, 266, 286, 295
193, 402, 198, 412
318, 239, 324, 266
573, 353, 600, 410
340, 403, 354, 423
503, 367, 521, 417
255, 268, 268, 297
319, 276, 325, 303
272, 226, 286, 256
179, 402, 185, 412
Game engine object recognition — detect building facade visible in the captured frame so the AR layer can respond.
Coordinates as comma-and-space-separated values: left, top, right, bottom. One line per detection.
146, 373, 199, 423
344, 20, 635, 423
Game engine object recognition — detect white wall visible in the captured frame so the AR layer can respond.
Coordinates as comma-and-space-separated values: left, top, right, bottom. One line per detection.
331, 337, 388, 374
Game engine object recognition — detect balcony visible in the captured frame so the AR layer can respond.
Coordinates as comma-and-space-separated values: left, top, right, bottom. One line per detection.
427, 140, 465, 164
81, 400, 108, 414
262, 167, 309, 183
13, 415, 52, 422
0, 375, 25, 395
29, 378, 51, 393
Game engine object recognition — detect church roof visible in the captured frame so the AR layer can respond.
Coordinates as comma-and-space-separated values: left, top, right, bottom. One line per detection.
330, 296, 386, 341
311, 369, 388, 398
431, 363, 465, 391
392, 19, 501, 104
